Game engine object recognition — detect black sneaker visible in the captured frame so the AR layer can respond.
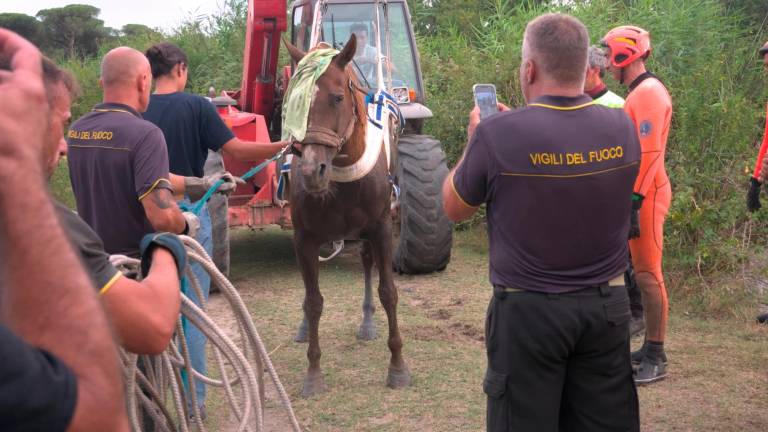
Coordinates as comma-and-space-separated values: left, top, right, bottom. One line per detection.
757, 312, 768, 324
634, 355, 668, 384
631, 342, 667, 366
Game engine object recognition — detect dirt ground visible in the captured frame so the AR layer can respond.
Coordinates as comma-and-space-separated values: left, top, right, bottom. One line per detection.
201, 227, 768, 431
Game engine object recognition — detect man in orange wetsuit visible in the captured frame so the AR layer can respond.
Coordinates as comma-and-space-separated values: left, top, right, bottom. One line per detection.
603, 25, 673, 384
747, 40, 768, 324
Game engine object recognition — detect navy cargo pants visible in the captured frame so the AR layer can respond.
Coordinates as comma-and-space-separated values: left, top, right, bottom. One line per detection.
484, 282, 640, 432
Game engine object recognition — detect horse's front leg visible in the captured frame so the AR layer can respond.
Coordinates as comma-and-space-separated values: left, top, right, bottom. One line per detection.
369, 219, 412, 388
293, 231, 327, 397
357, 240, 378, 340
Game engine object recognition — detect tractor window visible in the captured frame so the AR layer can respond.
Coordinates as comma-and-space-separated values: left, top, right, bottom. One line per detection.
321, 3, 420, 96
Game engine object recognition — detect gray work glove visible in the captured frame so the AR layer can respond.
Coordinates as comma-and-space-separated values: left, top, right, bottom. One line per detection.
182, 212, 200, 238
184, 171, 245, 202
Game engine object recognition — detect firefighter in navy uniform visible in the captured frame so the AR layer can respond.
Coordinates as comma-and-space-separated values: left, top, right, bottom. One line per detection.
443, 14, 641, 431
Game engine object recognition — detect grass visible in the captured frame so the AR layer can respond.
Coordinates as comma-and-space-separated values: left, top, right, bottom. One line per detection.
197, 226, 768, 431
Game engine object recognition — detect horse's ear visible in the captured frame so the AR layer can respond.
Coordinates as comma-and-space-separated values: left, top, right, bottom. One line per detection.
335, 33, 357, 69
283, 38, 306, 63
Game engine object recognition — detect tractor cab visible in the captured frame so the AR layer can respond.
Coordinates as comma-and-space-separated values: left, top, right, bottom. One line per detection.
290, 0, 433, 129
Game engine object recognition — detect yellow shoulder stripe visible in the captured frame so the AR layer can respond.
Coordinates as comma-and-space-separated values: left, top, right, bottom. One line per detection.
92, 108, 134, 115
528, 101, 596, 111
99, 271, 122, 295
138, 178, 173, 201
450, 172, 480, 209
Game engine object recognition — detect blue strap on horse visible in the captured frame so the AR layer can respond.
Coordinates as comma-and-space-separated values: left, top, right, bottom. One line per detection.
179, 145, 291, 216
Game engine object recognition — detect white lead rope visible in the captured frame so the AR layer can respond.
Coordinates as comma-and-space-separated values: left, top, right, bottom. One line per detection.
111, 235, 301, 432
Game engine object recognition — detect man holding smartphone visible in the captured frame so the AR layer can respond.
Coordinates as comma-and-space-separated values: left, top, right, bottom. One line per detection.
443, 13, 641, 431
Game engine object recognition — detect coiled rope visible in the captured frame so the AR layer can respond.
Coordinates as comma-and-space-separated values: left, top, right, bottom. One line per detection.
110, 235, 301, 432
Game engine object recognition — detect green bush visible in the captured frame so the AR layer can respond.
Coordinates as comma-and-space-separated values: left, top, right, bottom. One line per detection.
416, 0, 768, 284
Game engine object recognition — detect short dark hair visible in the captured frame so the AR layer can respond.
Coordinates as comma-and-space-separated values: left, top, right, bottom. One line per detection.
41, 56, 81, 103
145, 42, 188, 79
524, 13, 589, 86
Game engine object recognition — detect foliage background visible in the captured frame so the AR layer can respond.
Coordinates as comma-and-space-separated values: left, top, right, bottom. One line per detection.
5, 0, 768, 314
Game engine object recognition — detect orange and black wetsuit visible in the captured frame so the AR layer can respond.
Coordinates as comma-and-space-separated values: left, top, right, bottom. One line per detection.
624, 72, 672, 344
747, 105, 768, 211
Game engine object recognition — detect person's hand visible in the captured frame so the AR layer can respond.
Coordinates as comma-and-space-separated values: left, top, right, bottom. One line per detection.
747, 177, 762, 212
182, 212, 200, 238
629, 193, 644, 239
184, 171, 244, 201
215, 172, 245, 196
0, 29, 48, 178
139, 232, 188, 279
467, 106, 481, 141
497, 102, 510, 112
761, 154, 768, 183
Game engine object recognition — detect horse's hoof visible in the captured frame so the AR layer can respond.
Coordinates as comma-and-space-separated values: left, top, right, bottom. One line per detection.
356, 323, 378, 341
294, 323, 308, 343
386, 365, 412, 389
301, 373, 328, 398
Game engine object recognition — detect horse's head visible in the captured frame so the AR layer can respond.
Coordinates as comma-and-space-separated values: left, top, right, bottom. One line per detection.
285, 35, 361, 194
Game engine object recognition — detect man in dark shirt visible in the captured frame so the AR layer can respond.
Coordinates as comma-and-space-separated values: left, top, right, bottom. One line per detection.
443, 14, 641, 431
45, 52, 187, 356
0, 29, 128, 431
67, 46, 194, 258
143, 42, 288, 412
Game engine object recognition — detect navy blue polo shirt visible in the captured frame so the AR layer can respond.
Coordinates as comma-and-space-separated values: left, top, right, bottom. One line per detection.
452, 95, 640, 293
143, 92, 235, 177
67, 103, 172, 257
0, 324, 77, 430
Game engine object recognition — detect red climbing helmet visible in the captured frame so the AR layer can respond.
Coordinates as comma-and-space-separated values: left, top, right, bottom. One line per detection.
601, 26, 651, 68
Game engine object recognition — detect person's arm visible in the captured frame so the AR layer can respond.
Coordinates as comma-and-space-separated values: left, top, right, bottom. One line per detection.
754, 105, 768, 181
133, 128, 187, 233
221, 137, 288, 162
58, 205, 182, 356
747, 106, 768, 211
443, 104, 506, 222
0, 29, 128, 431
627, 85, 672, 197
102, 248, 180, 354
140, 186, 187, 233
169, 173, 186, 198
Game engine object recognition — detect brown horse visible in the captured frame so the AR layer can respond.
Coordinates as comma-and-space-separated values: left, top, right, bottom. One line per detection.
284, 35, 411, 398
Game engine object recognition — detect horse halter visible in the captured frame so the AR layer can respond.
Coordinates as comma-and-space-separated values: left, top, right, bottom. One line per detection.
292, 78, 361, 157
291, 78, 357, 157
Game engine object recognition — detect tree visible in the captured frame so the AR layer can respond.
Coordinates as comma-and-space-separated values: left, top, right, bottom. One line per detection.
37, 4, 110, 58
121, 24, 163, 40
0, 13, 44, 47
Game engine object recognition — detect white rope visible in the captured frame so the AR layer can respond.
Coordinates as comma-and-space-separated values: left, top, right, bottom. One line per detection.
111, 235, 301, 432
318, 240, 345, 262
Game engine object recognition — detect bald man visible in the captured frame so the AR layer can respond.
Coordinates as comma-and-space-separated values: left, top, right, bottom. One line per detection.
67, 47, 193, 257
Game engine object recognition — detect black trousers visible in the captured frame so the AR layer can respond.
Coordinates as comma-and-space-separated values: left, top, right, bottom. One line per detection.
484, 284, 640, 432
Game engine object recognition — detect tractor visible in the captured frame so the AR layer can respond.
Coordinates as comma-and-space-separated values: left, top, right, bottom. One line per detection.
212, 0, 452, 275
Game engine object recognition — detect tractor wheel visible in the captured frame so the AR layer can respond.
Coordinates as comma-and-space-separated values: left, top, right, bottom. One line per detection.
393, 134, 453, 274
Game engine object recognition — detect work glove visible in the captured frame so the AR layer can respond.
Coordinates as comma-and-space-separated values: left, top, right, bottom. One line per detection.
182, 212, 200, 238
747, 177, 762, 212
184, 171, 245, 201
139, 232, 188, 279
629, 193, 644, 240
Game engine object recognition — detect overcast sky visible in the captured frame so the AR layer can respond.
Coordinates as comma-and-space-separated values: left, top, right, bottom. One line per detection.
2, 0, 227, 31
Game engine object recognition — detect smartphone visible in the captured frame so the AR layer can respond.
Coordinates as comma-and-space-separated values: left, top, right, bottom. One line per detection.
473, 84, 499, 121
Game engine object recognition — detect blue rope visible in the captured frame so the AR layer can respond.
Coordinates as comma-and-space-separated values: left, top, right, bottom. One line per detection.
180, 145, 290, 216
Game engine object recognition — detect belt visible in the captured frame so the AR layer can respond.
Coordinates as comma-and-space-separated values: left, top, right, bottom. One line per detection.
495, 275, 625, 293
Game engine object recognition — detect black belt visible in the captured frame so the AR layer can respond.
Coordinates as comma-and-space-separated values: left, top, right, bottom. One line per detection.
493, 275, 625, 297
